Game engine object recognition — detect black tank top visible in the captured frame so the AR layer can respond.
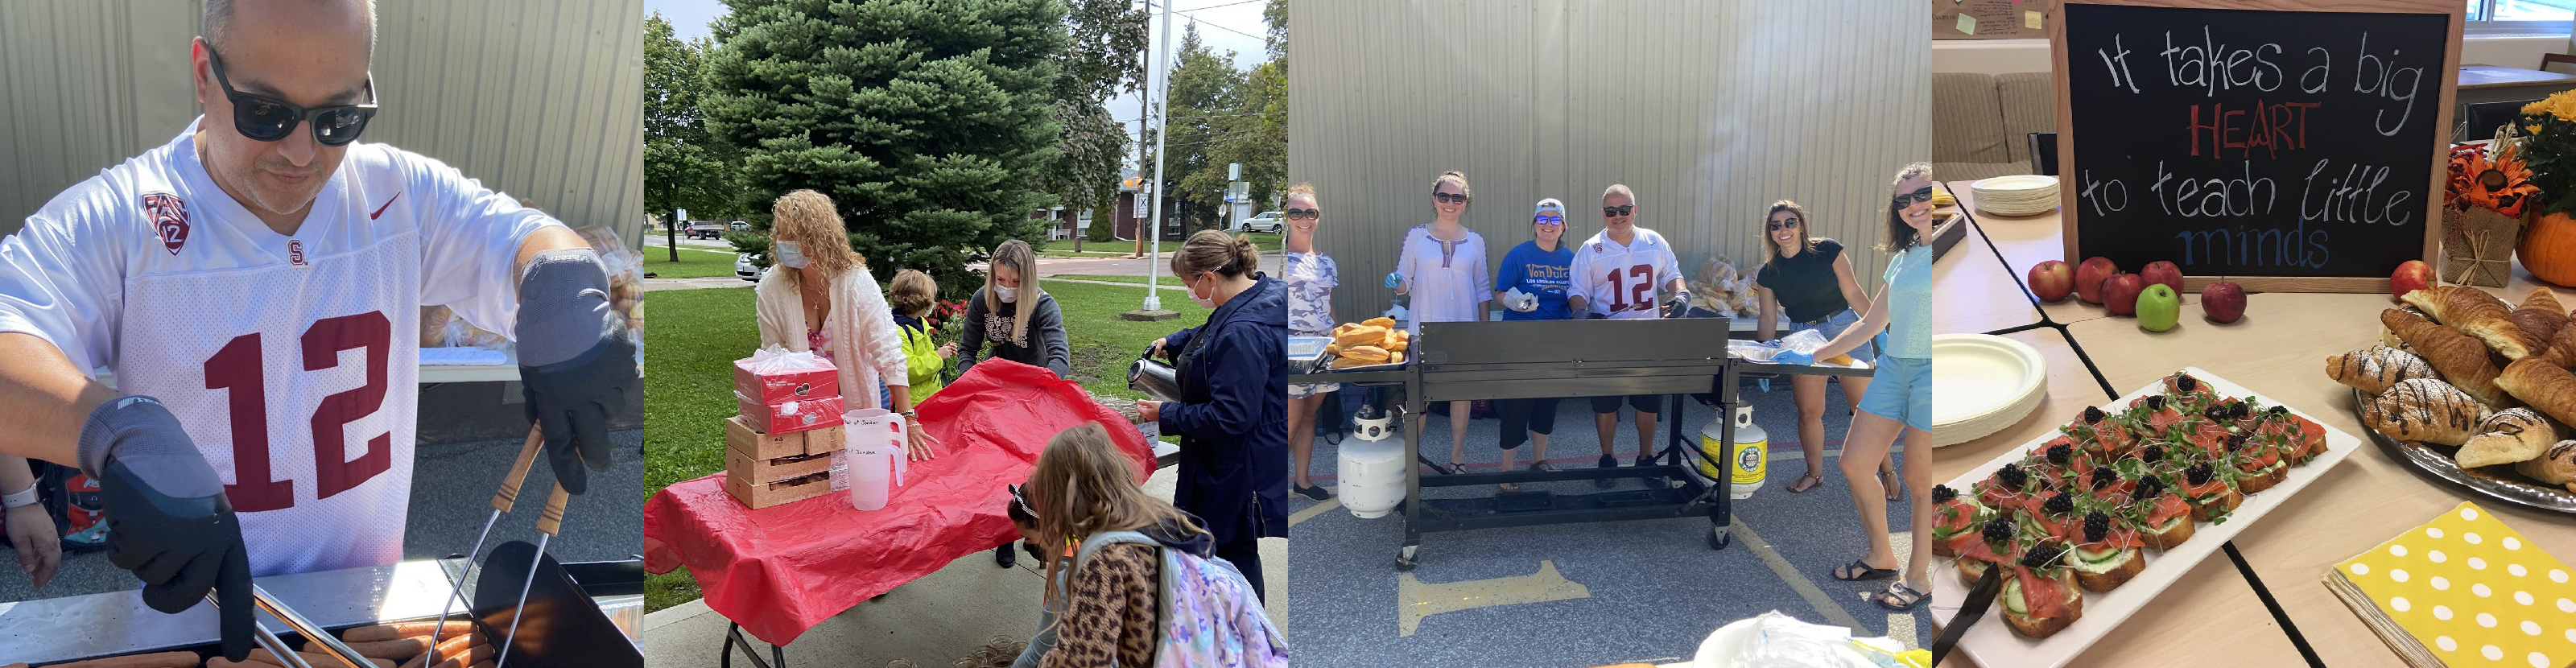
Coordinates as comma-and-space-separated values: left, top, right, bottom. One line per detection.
1757, 238, 1850, 324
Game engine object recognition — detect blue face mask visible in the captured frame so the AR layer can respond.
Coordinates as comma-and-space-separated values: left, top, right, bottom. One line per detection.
774, 241, 808, 269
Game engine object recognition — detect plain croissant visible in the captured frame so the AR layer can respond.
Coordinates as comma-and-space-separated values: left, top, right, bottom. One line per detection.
2382, 309, 2508, 407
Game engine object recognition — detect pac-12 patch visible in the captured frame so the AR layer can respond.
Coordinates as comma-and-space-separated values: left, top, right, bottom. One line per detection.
141, 192, 191, 255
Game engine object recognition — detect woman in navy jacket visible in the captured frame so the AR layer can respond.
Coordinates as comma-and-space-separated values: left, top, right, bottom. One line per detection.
1138, 229, 1290, 602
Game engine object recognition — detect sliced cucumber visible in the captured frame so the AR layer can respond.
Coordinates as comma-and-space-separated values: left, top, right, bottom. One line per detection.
2002, 577, 2026, 616
2068, 546, 2129, 574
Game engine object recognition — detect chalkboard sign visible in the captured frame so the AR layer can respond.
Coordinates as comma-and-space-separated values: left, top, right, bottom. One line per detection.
2053, 0, 2458, 292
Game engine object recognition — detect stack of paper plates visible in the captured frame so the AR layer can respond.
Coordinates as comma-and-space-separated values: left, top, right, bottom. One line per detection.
1930, 333, 2048, 447
1969, 175, 2061, 216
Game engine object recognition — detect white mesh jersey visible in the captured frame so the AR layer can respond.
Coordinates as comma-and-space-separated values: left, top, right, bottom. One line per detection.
1567, 227, 1682, 320
0, 119, 559, 576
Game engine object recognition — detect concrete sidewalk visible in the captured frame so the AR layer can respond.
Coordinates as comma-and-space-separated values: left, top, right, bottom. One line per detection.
642, 461, 1290, 668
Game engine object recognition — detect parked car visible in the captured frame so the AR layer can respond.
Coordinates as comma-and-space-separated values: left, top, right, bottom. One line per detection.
687, 221, 725, 239
729, 221, 749, 231
737, 252, 762, 281
1241, 210, 1285, 233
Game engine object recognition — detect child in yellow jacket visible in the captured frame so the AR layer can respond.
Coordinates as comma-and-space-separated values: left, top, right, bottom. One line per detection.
888, 270, 950, 399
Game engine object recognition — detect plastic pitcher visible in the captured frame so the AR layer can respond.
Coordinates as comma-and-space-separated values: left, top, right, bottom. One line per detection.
844, 408, 908, 510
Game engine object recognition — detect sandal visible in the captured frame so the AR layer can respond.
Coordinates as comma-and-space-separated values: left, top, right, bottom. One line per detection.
1880, 468, 1903, 501
1294, 484, 1334, 501
1831, 559, 1899, 581
1867, 580, 1930, 611
1786, 472, 1824, 493
1429, 461, 1467, 476
1499, 483, 1521, 493
1529, 461, 1558, 472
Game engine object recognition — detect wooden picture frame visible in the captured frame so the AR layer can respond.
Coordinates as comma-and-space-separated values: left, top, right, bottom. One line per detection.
2050, 0, 2462, 293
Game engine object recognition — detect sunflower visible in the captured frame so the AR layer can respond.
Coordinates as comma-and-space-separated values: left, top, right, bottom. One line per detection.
2449, 143, 2541, 217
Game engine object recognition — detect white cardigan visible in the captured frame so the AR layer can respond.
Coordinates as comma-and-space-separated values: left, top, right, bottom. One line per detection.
754, 266, 910, 410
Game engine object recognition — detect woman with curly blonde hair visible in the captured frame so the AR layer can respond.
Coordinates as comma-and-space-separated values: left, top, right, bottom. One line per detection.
753, 189, 935, 460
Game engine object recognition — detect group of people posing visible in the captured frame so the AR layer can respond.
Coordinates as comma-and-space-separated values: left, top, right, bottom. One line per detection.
747, 189, 1289, 664
1282, 164, 1941, 611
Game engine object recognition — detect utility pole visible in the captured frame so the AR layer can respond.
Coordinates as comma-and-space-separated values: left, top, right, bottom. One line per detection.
1121, 0, 1178, 321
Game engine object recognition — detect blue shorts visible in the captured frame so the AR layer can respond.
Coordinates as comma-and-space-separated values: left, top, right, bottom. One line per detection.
1785, 309, 1876, 364
1857, 355, 1930, 431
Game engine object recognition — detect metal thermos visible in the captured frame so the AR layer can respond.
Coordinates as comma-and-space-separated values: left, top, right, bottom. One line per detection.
1129, 351, 1183, 403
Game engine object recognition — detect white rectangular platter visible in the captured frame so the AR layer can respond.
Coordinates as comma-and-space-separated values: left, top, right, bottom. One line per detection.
1926, 366, 2361, 668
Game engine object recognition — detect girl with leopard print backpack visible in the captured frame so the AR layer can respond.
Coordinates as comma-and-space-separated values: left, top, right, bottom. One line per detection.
1012, 423, 1287, 668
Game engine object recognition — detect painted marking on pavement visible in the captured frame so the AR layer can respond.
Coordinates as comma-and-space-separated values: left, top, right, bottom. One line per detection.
1397, 559, 1590, 637
1730, 518, 1868, 633
1289, 497, 1342, 527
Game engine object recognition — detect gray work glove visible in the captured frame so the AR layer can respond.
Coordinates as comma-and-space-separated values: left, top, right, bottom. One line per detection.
515, 249, 638, 495
78, 396, 254, 662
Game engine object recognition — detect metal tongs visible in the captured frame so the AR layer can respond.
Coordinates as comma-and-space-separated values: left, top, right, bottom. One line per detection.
202, 584, 370, 668
422, 426, 571, 668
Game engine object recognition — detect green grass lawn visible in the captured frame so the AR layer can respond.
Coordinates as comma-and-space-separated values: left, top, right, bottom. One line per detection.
1039, 232, 1279, 255
640, 281, 1210, 612
643, 246, 742, 279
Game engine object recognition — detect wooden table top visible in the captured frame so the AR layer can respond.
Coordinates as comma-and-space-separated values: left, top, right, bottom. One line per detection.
1934, 179, 2199, 336
1932, 221, 2576, 668
2459, 64, 2576, 89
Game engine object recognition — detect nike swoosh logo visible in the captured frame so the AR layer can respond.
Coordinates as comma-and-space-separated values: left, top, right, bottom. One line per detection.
369, 192, 402, 220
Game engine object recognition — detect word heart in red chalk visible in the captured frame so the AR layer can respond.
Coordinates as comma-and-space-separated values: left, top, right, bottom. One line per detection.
2186, 101, 2322, 160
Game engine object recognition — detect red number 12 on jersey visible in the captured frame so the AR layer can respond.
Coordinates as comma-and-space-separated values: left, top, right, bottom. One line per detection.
203, 312, 394, 513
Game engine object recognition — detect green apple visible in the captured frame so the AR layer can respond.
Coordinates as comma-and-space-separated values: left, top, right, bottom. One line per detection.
2137, 283, 2181, 332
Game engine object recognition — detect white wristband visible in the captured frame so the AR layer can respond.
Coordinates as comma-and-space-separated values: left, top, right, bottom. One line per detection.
0, 484, 36, 509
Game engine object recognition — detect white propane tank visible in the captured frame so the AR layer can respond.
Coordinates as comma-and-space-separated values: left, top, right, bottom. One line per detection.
1337, 436, 1406, 518
1695, 406, 1767, 499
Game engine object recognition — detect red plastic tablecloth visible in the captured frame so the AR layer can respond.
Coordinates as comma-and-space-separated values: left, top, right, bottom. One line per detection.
643, 359, 1155, 646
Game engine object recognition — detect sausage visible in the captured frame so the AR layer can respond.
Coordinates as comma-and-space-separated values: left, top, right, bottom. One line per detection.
402, 643, 489, 668
342, 637, 432, 660
339, 622, 477, 643
49, 652, 199, 668
394, 633, 484, 668
235, 649, 393, 668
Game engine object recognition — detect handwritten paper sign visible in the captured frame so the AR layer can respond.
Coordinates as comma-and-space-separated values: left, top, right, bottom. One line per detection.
2055, 2, 2455, 291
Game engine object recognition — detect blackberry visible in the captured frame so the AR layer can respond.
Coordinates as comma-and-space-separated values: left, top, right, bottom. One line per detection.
2021, 542, 2068, 569
2231, 402, 2252, 420
2187, 463, 2216, 486
2139, 444, 2165, 463
2083, 511, 2112, 543
2083, 406, 2107, 423
2145, 394, 2167, 410
2134, 475, 2165, 500
2266, 405, 2289, 418
2046, 442, 2074, 467
2175, 374, 2198, 393
1983, 517, 2015, 544
2089, 466, 2117, 490
1997, 463, 2028, 489
2044, 493, 2074, 516
1932, 485, 1957, 503
2227, 433, 2249, 452
2202, 405, 2231, 422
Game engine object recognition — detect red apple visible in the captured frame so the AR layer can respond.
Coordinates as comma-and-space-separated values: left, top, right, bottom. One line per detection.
2104, 274, 2146, 315
2141, 261, 2184, 295
2028, 261, 2075, 302
2391, 260, 2434, 300
2075, 257, 2119, 304
2202, 281, 2246, 324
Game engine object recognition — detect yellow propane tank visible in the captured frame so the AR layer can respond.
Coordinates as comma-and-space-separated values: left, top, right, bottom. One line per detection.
1696, 406, 1766, 498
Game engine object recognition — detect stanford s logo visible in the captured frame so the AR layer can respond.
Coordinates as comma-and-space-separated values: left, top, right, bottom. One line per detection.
287, 240, 308, 266
141, 192, 191, 255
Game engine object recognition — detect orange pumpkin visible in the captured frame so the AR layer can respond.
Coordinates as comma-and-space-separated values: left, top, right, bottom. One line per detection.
2519, 211, 2576, 286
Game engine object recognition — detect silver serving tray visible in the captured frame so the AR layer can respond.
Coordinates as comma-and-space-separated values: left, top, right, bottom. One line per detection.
2351, 386, 2576, 513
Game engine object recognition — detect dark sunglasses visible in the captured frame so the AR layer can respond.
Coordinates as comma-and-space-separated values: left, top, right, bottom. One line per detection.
205, 46, 378, 146
1767, 218, 1802, 231
1892, 186, 1936, 208
1285, 208, 1320, 220
1603, 204, 1634, 217
1433, 192, 1468, 204
1534, 216, 1564, 226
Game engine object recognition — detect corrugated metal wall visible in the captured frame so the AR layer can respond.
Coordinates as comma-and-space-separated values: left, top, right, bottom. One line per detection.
0, 0, 644, 245
1287, 0, 1931, 324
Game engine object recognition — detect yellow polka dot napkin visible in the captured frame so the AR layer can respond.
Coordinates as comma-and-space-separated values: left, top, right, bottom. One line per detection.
2324, 501, 2576, 668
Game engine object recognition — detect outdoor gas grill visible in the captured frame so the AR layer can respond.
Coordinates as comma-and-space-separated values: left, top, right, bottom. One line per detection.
0, 555, 643, 667
1290, 315, 1870, 570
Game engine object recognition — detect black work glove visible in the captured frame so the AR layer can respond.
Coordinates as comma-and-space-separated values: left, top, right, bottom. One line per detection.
516, 249, 638, 495
79, 396, 254, 662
